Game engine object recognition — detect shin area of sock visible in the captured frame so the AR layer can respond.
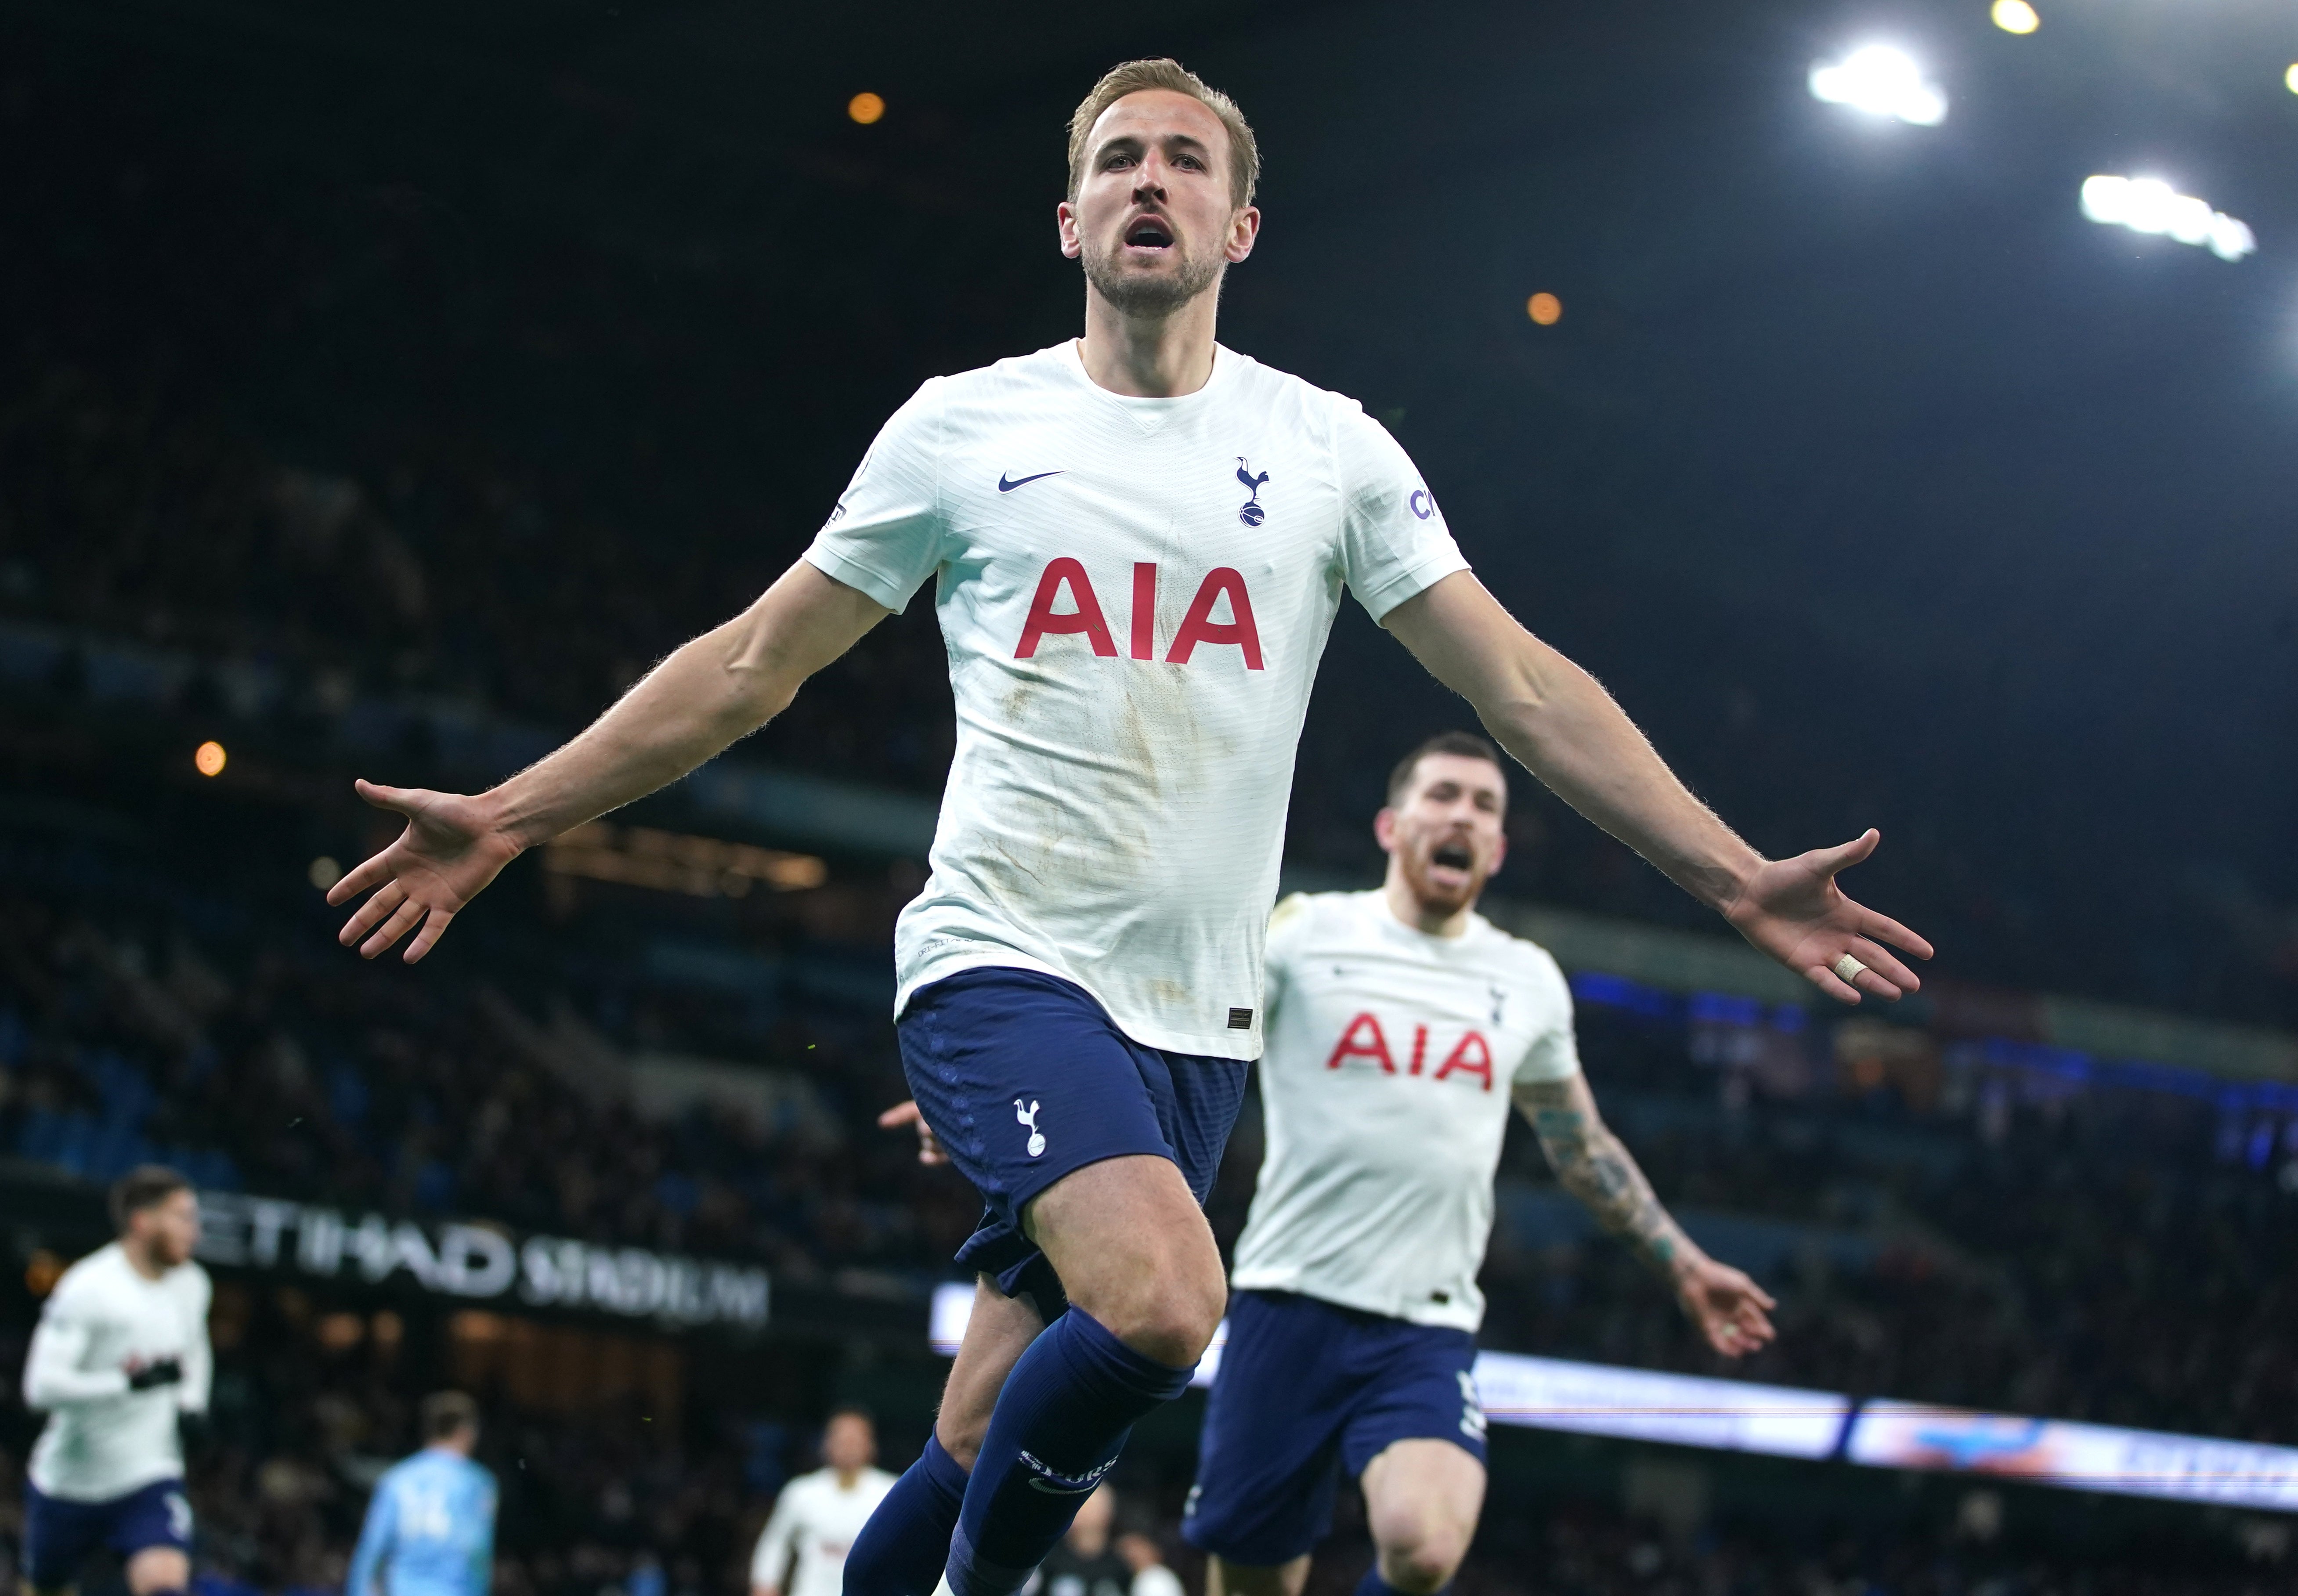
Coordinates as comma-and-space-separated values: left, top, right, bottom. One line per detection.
845, 1434, 971, 1596
945, 1309, 1193, 1596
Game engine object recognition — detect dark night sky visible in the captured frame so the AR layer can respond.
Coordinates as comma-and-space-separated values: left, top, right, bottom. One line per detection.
5, 0, 2296, 1021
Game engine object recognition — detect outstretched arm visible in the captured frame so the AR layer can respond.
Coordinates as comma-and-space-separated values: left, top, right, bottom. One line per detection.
1514, 1073, 1776, 1358
1383, 572, 1931, 1002
329, 560, 889, 961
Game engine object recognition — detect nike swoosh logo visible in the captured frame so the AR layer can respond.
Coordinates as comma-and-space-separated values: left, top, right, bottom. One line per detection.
998, 470, 1064, 492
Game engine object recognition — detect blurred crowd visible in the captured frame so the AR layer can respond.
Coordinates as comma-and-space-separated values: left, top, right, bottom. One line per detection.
1, 1345, 2276, 1596
9, 356, 2298, 1031
7, 820, 2298, 1462
0, 858, 960, 1292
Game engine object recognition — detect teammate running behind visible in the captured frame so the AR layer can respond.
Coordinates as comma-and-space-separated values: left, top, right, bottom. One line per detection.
323, 56, 1926, 1596
749, 1408, 896, 1596
344, 1391, 497, 1596
1184, 732, 1774, 1596
21, 1166, 211, 1596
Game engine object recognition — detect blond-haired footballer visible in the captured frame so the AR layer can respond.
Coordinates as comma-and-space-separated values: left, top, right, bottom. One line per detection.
329, 57, 1927, 1596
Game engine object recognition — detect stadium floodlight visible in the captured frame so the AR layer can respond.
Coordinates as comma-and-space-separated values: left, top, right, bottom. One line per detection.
1991, 0, 2039, 35
1808, 45, 1948, 126
2080, 175, 2257, 261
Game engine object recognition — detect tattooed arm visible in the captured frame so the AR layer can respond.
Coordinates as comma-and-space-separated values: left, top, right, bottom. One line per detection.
1514, 1072, 1778, 1358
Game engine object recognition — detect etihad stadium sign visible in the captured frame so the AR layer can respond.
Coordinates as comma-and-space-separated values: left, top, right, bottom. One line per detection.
194, 1190, 770, 1330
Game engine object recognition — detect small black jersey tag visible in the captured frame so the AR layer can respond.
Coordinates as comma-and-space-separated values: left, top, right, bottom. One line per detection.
1227, 1007, 1254, 1030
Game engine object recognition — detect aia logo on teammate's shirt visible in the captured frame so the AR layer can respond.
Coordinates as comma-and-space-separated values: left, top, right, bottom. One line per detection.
1013, 560, 1264, 669
1324, 1011, 1495, 1092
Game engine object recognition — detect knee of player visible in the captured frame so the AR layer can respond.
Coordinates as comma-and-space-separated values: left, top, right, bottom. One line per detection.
1137, 1267, 1229, 1364
936, 1414, 989, 1471
1376, 1523, 1470, 1594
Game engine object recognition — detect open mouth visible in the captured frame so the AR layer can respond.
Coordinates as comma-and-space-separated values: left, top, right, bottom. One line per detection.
1431, 843, 1474, 871
1124, 216, 1174, 249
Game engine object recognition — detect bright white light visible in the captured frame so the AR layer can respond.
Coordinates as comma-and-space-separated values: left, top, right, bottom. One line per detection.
1991, 0, 2039, 35
2081, 175, 2256, 261
1809, 46, 1948, 126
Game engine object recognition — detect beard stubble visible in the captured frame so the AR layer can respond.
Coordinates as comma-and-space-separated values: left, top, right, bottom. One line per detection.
1082, 234, 1223, 317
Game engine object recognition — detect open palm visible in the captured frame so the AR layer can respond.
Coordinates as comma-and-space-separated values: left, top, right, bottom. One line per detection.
325, 780, 524, 962
1676, 1256, 1778, 1359
1722, 829, 1931, 1003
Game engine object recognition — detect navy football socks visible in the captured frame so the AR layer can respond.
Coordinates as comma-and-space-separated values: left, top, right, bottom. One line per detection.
846, 1432, 970, 1596
1355, 1570, 1444, 1596
946, 1308, 1194, 1596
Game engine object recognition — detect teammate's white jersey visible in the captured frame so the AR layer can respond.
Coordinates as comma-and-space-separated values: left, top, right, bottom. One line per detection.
1230, 891, 1580, 1331
806, 342, 1467, 1058
23, 1242, 212, 1500
748, 1466, 897, 1596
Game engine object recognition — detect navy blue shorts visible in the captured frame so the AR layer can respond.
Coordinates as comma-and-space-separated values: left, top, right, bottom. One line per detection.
898, 967, 1250, 1311
23, 1477, 193, 1589
1183, 1290, 1488, 1566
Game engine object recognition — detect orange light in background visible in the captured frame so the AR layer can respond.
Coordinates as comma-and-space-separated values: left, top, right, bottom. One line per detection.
25, 1249, 64, 1297
848, 92, 885, 125
1526, 292, 1562, 326
194, 740, 228, 776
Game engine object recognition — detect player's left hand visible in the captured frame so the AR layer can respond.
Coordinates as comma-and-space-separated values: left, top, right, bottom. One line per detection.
1720, 829, 1932, 1004
1672, 1255, 1777, 1359
878, 1100, 948, 1166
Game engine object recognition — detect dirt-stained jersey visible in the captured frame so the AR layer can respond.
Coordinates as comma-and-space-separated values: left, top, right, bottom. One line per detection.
805, 343, 1467, 1059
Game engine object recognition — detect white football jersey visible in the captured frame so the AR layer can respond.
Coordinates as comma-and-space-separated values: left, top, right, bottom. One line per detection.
748, 1466, 896, 1596
1229, 891, 1580, 1330
806, 342, 1467, 1058
23, 1242, 212, 1500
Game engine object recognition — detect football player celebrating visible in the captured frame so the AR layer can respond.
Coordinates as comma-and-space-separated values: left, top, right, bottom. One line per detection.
326, 57, 1924, 1596
21, 1167, 212, 1596
1184, 733, 1774, 1596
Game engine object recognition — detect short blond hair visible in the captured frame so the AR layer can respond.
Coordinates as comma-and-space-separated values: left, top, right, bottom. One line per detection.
1066, 58, 1259, 210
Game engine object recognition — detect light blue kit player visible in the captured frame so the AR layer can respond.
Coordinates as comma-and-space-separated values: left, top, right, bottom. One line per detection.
346, 1393, 497, 1596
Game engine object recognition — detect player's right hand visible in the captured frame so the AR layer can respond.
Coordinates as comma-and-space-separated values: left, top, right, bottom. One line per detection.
878, 1100, 948, 1166
326, 780, 525, 963
125, 1355, 184, 1390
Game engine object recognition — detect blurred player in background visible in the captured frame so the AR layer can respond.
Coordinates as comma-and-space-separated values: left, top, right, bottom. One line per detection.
325, 54, 1926, 1596
1185, 734, 1775, 1596
21, 1166, 211, 1596
345, 1392, 497, 1596
748, 1408, 894, 1596
1023, 1486, 1182, 1596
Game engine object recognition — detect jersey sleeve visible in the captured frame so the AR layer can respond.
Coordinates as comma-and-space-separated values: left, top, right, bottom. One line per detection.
467, 1469, 498, 1596
1513, 951, 1583, 1085
802, 379, 949, 614
178, 1267, 213, 1415
1330, 401, 1470, 623
347, 1473, 399, 1596
748, 1482, 803, 1591
21, 1277, 129, 1408
1260, 893, 1315, 1026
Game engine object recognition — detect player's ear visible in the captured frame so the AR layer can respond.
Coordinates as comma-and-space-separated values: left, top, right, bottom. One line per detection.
1373, 806, 1398, 854
1225, 205, 1260, 264
1057, 200, 1084, 260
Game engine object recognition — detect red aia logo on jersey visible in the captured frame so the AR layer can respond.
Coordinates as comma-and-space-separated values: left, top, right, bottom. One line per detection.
1014, 560, 1263, 669
1325, 1012, 1494, 1091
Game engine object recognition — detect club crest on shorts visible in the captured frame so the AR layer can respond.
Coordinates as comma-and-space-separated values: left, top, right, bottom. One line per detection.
1014, 1098, 1045, 1158
1235, 458, 1271, 526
